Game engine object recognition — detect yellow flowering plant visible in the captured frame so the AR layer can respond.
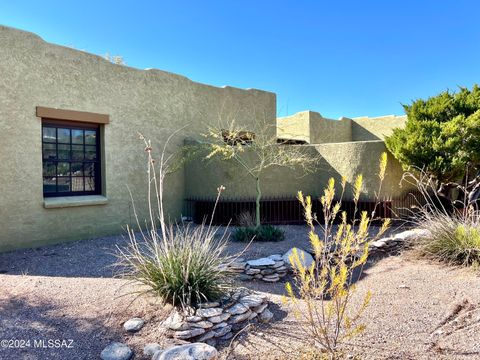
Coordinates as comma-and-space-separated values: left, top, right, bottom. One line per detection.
283, 153, 390, 359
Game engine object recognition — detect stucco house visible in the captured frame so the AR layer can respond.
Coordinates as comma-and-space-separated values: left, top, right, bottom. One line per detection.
0, 26, 409, 252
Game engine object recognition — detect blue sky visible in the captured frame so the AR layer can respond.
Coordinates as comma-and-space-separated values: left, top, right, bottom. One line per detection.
1, 1, 479, 118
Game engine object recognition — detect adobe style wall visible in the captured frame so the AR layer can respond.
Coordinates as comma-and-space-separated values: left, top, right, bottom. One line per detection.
0, 26, 276, 251
185, 141, 410, 202
277, 111, 406, 143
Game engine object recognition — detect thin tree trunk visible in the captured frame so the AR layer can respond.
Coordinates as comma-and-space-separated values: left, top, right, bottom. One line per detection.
255, 177, 261, 228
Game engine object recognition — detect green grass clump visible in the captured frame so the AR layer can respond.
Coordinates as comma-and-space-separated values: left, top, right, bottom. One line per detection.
232, 224, 285, 242
117, 223, 234, 309
418, 214, 480, 267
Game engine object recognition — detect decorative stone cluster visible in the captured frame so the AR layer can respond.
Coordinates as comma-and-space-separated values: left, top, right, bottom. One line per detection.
228, 254, 288, 282
368, 229, 431, 256
162, 289, 273, 347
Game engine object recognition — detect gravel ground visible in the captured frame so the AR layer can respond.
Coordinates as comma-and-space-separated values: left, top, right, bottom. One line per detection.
0, 225, 479, 359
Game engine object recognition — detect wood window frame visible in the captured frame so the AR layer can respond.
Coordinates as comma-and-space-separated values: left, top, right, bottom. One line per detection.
37, 107, 108, 198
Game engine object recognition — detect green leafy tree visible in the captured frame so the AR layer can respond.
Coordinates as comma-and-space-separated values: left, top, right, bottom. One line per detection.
385, 85, 480, 202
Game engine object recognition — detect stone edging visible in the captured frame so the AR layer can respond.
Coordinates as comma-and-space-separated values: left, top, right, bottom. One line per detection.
162, 288, 273, 347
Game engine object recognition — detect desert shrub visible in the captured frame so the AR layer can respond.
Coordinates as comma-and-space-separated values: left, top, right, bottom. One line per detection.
236, 211, 256, 227
401, 170, 480, 268
232, 224, 285, 242
417, 215, 480, 267
118, 221, 234, 309
116, 133, 234, 309
283, 153, 390, 358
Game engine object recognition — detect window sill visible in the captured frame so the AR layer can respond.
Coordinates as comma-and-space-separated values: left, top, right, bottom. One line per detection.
43, 195, 108, 209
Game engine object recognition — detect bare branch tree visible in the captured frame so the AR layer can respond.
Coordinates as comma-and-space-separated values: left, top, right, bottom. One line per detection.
200, 117, 319, 228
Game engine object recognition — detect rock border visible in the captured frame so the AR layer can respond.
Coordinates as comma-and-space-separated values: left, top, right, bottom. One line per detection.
162, 288, 272, 347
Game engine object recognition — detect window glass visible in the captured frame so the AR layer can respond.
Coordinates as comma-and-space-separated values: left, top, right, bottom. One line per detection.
72, 129, 84, 144
57, 128, 70, 143
41, 122, 100, 197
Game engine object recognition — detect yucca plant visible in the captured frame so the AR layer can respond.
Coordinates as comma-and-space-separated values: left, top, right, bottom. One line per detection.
116, 132, 234, 310
283, 153, 391, 359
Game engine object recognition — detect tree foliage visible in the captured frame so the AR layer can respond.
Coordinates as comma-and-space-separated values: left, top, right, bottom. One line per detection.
202, 119, 318, 228
385, 85, 480, 185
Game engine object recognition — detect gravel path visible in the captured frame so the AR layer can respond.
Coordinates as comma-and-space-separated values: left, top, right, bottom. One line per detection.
1, 225, 479, 359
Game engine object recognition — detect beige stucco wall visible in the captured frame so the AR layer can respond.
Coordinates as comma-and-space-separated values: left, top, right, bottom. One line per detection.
309, 112, 352, 144
278, 111, 407, 144
276, 111, 310, 143
185, 141, 409, 202
0, 26, 276, 252
351, 115, 407, 141
277, 111, 352, 144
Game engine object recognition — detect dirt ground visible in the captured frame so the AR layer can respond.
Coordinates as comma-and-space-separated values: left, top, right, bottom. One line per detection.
0, 226, 479, 359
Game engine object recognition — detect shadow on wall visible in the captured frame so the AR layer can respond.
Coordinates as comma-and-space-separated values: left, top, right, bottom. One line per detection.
350, 121, 381, 141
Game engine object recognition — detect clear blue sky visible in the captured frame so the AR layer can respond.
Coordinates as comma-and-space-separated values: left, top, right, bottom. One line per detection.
1, 1, 479, 118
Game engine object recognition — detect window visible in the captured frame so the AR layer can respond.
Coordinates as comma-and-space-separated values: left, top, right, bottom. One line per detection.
42, 120, 101, 197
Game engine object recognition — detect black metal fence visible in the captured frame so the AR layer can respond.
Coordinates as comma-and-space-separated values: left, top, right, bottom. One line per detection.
184, 196, 395, 226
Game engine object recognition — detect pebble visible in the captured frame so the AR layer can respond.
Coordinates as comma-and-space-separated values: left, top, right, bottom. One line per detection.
100, 342, 133, 360
239, 295, 264, 308
155, 343, 218, 360
164, 312, 189, 331
226, 303, 249, 315
267, 254, 283, 261
230, 310, 253, 324
246, 257, 276, 267
213, 324, 232, 337
196, 307, 223, 318
189, 320, 213, 329
198, 301, 220, 309
173, 327, 206, 339
259, 308, 274, 323
144, 343, 163, 356
208, 312, 231, 323
123, 317, 144, 332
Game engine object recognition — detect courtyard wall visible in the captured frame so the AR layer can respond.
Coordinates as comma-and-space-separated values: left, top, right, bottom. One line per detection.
0, 26, 275, 251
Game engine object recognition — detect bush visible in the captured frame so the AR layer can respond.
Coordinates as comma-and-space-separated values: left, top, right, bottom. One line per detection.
232, 224, 285, 242
116, 133, 234, 310
117, 222, 234, 309
401, 169, 480, 268
283, 153, 390, 358
416, 213, 480, 267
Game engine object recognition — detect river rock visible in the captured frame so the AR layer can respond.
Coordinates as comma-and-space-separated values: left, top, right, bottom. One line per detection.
189, 320, 213, 329
230, 310, 253, 324
156, 343, 218, 360
163, 312, 189, 331
226, 303, 249, 315
246, 258, 275, 267
196, 307, 223, 318
268, 254, 283, 261
144, 343, 163, 356
174, 327, 206, 340
198, 301, 220, 309
259, 308, 274, 323
208, 312, 231, 324
239, 295, 264, 308
100, 342, 133, 360
252, 302, 268, 313
213, 324, 232, 337
282, 247, 314, 270
123, 317, 144, 332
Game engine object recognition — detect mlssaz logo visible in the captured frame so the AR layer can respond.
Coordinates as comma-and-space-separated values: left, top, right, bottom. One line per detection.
34, 339, 74, 349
